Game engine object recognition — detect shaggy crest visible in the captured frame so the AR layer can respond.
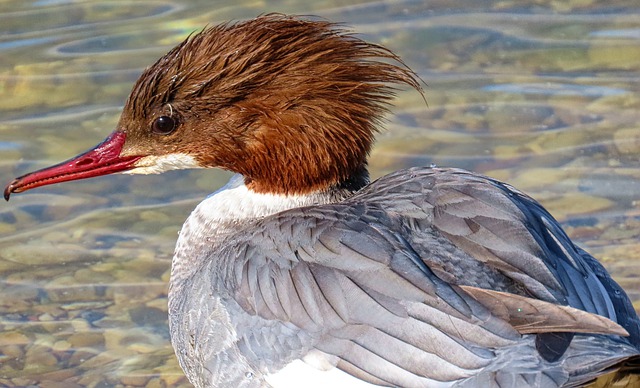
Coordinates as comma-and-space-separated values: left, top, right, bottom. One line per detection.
119, 14, 422, 194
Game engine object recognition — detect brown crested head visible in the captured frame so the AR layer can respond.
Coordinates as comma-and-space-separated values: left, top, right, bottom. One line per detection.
5, 14, 421, 200
119, 13, 421, 194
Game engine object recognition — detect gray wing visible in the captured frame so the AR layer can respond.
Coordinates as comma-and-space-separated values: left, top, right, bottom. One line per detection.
179, 167, 637, 387
220, 205, 516, 386
357, 167, 639, 361
376, 168, 639, 341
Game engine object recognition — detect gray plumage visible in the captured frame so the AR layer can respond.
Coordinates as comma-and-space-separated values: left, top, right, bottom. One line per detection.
169, 167, 640, 387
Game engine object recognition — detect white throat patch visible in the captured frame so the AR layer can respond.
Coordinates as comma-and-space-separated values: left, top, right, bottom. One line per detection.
124, 153, 200, 175
194, 174, 326, 223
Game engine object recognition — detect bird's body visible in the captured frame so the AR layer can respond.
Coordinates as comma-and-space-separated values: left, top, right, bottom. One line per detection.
5, 14, 640, 388
168, 168, 640, 387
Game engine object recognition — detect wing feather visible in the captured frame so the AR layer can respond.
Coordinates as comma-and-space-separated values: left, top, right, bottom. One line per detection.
460, 286, 628, 336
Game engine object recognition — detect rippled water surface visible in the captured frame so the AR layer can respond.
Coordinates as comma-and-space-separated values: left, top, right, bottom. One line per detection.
1, 1, 639, 387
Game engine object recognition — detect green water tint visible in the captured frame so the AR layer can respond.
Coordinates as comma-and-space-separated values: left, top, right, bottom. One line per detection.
1, 0, 639, 386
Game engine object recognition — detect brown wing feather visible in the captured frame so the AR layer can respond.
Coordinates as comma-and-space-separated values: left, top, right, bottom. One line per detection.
460, 285, 629, 336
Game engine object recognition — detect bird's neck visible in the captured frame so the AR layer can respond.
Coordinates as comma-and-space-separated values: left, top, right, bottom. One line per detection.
169, 173, 363, 296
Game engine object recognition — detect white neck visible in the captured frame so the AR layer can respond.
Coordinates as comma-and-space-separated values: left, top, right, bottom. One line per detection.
170, 174, 335, 289
197, 174, 328, 224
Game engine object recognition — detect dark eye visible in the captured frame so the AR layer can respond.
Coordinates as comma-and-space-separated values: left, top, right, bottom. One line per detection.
152, 116, 177, 135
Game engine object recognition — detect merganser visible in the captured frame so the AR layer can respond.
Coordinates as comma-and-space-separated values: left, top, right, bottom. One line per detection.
4, 14, 640, 388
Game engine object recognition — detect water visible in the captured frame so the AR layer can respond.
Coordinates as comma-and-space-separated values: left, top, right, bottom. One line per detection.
1, 0, 639, 386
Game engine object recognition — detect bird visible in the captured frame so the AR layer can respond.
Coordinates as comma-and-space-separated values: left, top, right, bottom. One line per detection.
5, 13, 640, 388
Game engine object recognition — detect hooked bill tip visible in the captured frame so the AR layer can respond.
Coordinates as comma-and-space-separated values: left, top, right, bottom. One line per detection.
4, 182, 14, 201
4, 178, 24, 201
